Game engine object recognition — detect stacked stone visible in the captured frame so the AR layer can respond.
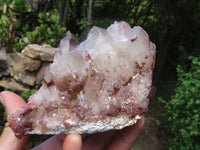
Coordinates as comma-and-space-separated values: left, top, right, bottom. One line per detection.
0, 44, 56, 92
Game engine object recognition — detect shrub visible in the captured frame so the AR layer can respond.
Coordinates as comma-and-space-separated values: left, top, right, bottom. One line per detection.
0, 0, 30, 51
0, 1, 67, 52
159, 56, 200, 150
25, 10, 67, 47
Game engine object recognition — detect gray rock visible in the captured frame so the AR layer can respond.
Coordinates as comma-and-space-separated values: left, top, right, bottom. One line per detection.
22, 44, 56, 62
24, 57, 41, 71
7, 52, 36, 86
0, 78, 30, 92
0, 47, 7, 71
0, 70, 10, 78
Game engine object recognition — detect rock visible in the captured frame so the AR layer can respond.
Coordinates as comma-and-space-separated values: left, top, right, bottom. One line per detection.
24, 57, 41, 71
0, 78, 30, 92
22, 44, 56, 62
35, 62, 50, 88
0, 70, 10, 79
8, 21, 156, 138
7, 52, 36, 86
0, 47, 7, 71
69, 33, 80, 46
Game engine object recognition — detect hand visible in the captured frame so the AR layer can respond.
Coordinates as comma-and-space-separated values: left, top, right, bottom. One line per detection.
0, 91, 144, 150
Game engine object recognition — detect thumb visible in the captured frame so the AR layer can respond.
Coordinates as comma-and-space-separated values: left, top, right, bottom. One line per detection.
63, 133, 82, 150
0, 91, 29, 150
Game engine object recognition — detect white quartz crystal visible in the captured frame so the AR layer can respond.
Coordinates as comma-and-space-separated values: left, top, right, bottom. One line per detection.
8, 21, 156, 138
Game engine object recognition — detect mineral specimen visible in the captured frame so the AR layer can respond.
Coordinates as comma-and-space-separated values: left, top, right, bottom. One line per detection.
8, 21, 156, 139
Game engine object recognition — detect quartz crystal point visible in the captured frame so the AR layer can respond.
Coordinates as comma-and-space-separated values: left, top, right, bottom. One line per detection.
8, 21, 156, 139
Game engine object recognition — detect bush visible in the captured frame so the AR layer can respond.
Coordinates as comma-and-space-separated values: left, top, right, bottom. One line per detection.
25, 10, 67, 47
0, 0, 30, 51
0, 1, 67, 52
159, 56, 200, 150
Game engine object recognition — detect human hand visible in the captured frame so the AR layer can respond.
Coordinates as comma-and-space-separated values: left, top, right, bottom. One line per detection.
0, 91, 144, 150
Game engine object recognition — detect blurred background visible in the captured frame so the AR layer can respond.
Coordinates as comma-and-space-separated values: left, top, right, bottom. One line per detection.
0, 0, 199, 149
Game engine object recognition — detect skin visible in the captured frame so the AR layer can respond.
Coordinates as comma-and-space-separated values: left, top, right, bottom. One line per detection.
0, 91, 144, 150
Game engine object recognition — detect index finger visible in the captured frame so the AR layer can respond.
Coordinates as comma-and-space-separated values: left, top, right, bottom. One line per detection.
0, 91, 27, 115
0, 91, 28, 150
108, 117, 145, 150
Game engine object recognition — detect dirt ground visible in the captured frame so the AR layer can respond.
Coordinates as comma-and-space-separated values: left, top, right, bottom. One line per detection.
132, 96, 169, 150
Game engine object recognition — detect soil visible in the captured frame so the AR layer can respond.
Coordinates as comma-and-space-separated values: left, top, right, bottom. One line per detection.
132, 110, 168, 150
131, 80, 176, 150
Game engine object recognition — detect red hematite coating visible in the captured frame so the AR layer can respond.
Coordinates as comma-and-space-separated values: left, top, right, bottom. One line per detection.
8, 21, 156, 139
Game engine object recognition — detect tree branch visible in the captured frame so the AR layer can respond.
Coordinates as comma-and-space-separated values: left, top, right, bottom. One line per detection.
86, 0, 93, 32
63, 0, 70, 27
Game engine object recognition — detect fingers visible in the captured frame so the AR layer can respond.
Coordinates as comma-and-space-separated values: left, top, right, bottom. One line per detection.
63, 133, 82, 150
32, 133, 81, 150
31, 134, 66, 150
82, 130, 117, 150
0, 91, 29, 150
108, 117, 145, 150
0, 91, 27, 115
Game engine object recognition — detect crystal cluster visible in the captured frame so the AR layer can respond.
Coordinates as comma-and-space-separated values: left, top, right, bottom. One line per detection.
8, 21, 156, 139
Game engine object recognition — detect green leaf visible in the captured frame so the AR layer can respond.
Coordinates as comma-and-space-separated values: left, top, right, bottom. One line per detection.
160, 56, 200, 150
21, 89, 37, 101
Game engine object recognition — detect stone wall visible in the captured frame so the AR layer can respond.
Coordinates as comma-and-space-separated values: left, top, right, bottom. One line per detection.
0, 44, 56, 92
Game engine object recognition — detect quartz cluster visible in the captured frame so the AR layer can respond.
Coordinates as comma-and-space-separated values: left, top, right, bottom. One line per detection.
8, 21, 156, 139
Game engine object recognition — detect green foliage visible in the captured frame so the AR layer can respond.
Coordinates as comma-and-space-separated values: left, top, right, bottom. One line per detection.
3, 88, 16, 92
0, 13, 15, 51
0, 1, 67, 51
21, 89, 37, 101
20, 9, 67, 48
77, 18, 87, 30
26, 23, 67, 47
0, 0, 31, 51
159, 56, 200, 150
93, 18, 116, 28
12, 0, 30, 13
0, 15, 10, 38
38, 10, 59, 23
